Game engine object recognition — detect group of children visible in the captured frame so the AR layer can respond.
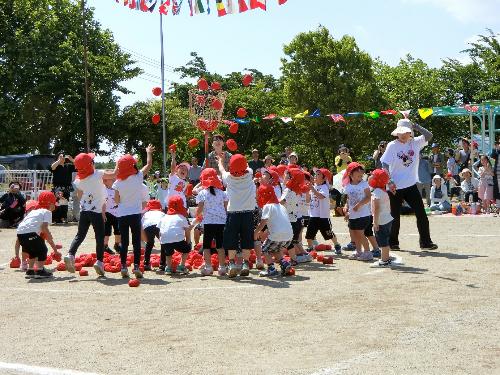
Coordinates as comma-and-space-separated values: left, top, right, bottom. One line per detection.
13, 142, 398, 281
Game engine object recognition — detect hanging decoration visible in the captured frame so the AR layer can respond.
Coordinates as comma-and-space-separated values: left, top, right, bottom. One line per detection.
152, 87, 162, 96
237, 107, 248, 118
152, 113, 161, 125
242, 74, 253, 87
418, 108, 433, 119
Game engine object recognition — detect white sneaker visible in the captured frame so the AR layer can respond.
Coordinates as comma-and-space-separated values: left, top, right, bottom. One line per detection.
201, 266, 214, 276
228, 262, 238, 278
218, 266, 227, 276
348, 251, 361, 260
64, 254, 75, 273
121, 267, 129, 278
133, 267, 143, 279
255, 261, 265, 270
93, 261, 105, 277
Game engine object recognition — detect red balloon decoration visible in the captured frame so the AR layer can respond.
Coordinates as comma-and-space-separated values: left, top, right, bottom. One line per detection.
196, 95, 206, 106
188, 138, 200, 148
229, 122, 239, 134
237, 108, 247, 118
226, 139, 238, 152
242, 74, 253, 87
211, 99, 223, 111
197, 118, 208, 131
152, 87, 162, 96
197, 78, 209, 91
169, 144, 177, 153
211, 82, 221, 91
152, 113, 160, 125
206, 120, 219, 132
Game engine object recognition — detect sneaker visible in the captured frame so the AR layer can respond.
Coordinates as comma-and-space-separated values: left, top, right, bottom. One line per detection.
296, 254, 308, 263
217, 266, 227, 276
35, 268, 53, 279
371, 248, 381, 258
228, 262, 238, 278
165, 267, 173, 275
342, 242, 356, 251
93, 261, 105, 277
348, 251, 361, 260
64, 254, 75, 273
143, 264, 152, 271
334, 244, 342, 255
21, 260, 28, 272
305, 247, 314, 253
370, 259, 392, 268
120, 267, 129, 278
176, 265, 189, 275
358, 252, 374, 261
240, 261, 250, 277
158, 264, 165, 272
201, 266, 214, 276
25, 269, 36, 279
255, 261, 265, 270
390, 245, 401, 251
133, 266, 143, 279
279, 260, 292, 276
421, 243, 438, 251
104, 246, 115, 255
259, 267, 279, 277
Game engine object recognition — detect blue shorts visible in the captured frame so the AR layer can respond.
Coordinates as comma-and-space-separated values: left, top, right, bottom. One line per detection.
223, 211, 254, 250
375, 221, 393, 248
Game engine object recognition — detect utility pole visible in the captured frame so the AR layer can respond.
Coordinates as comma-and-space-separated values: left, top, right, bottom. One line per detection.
81, 0, 91, 152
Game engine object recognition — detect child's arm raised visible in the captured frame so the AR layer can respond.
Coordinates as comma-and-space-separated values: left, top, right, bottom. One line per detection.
169, 150, 177, 176
140, 144, 156, 176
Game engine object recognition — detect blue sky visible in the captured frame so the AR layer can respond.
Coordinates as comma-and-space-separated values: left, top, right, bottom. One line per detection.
89, 0, 500, 109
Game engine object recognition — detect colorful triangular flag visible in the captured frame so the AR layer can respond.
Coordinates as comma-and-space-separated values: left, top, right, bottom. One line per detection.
294, 110, 309, 119
329, 114, 345, 123
278, 0, 287, 4
281, 117, 293, 123
400, 110, 411, 118
380, 109, 398, 115
194, 0, 204, 13
159, 0, 170, 14
226, 0, 234, 13
364, 111, 380, 119
263, 114, 277, 120
250, 0, 266, 10
418, 108, 433, 119
216, 0, 227, 16
309, 109, 321, 118
238, 0, 249, 12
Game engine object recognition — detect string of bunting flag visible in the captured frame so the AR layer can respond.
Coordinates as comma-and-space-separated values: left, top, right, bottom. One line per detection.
114, 0, 287, 16
229, 105, 483, 125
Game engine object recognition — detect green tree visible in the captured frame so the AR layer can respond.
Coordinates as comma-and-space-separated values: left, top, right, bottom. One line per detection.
0, 0, 139, 155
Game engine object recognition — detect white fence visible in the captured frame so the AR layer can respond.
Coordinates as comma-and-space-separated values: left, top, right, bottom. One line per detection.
0, 170, 54, 199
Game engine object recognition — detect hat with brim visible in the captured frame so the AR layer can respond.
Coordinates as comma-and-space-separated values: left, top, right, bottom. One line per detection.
432, 175, 444, 184
391, 119, 414, 137
459, 168, 472, 178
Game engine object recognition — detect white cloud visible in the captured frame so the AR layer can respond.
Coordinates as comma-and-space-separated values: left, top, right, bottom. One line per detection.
403, 0, 500, 23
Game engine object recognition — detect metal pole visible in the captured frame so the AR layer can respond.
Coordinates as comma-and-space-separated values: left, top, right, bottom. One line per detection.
482, 105, 486, 154
160, 13, 167, 175
82, 0, 91, 152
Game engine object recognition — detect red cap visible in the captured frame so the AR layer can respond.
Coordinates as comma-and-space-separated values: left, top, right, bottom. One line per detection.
257, 184, 279, 208
368, 169, 390, 189
276, 164, 287, 177
116, 154, 137, 181
229, 154, 248, 177
167, 195, 187, 216
25, 200, 38, 212
74, 153, 95, 180
145, 200, 163, 211
37, 191, 57, 209
286, 169, 306, 194
318, 168, 333, 184
342, 163, 363, 187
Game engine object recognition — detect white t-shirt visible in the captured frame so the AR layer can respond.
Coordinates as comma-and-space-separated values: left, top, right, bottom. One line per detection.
105, 187, 118, 216
74, 170, 106, 213
262, 203, 293, 242
222, 169, 256, 212
371, 188, 393, 226
298, 193, 308, 218
345, 181, 371, 220
156, 187, 169, 209
167, 174, 187, 207
461, 178, 479, 193
17, 208, 52, 235
309, 184, 330, 218
141, 210, 165, 229
280, 188, 299, 223
273, 185, 283, 202
380, 135, 428, 189
112, 171, 145, 217
141, 184, 149, 203
158, 214, 189, 244
195, 188, 228, 225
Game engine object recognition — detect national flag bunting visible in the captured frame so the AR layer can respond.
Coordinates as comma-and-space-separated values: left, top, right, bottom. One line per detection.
238, 0, 249, 12
309, 109, 321, 118
216, 0, 227, 16
380, 109, 398, 115
329, 114, 346, 123
250, 0, 266, 10
194, 0, 204, 13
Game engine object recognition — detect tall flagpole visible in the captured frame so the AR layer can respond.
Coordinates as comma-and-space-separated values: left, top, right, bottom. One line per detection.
82, 0, 91, 152
160, 12, 167, 175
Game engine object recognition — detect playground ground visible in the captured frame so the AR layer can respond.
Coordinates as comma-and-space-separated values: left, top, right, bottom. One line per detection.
0, 215, 499, 375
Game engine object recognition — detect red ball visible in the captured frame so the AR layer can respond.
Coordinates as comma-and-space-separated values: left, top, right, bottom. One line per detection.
74, 263, 83, 271
197, 78, 209, 91
196, 95, 206, 106
152, 87, 162, 96
10, 257, 21, 268
211, 82, 221, 90
56, 262, 66, 271
226, 139, 238, 152
211, 99, 223, 111
242, 74, 253, 87
288, 267, 296, 276
197, 118, 208, 131
229, 122, 238, 134
316, 255, 324, 262
169, 144, 177, 153
79, 269, 89, 276
237, 108, 247, 118
128, 279, 140, 287
152, 113, 161, 125
322, 256, 334, 265
188, 138, 199, 149
206, 119, 219, 132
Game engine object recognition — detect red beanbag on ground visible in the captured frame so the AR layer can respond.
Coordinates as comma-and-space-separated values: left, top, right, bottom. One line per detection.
10, 257, 21, 268
322, 256, 334, 265
316, 255, 324, 262
79, 269, 89, 276
56, 262, 66, 271
128, 279, 140, 287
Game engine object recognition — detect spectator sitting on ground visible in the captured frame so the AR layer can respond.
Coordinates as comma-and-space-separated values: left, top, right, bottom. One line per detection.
0, 181, 26, 227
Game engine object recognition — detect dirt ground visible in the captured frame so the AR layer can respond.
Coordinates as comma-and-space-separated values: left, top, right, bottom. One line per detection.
0, 215, 499, 375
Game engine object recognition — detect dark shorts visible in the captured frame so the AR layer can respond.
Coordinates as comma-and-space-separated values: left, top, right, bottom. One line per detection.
305, 217, 335, 241
203, 224, 225, 249
161, 240, 191, 257
105, 213, 120, 236
223, 211, 254, 250
144, 225, 160, 244
375, 221, 393, 248
287, 220, 303, 249
348, 215, 374, 237
252, 208, 262, 230
17, 232, 48, 261
302, 216, 310, 227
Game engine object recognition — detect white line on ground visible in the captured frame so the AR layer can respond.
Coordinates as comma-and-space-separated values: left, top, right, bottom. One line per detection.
308, 351, 381, 375
0, 284, 258, 295
335, 232, 500, 237
362, 269, 385, 275
0, 361, 101, 375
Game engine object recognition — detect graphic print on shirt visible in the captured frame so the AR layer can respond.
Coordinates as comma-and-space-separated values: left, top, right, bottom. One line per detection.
82, 193, 97, 211
349, 188, 365, 210
174, 181, 185, 192
397, 149, 415, 167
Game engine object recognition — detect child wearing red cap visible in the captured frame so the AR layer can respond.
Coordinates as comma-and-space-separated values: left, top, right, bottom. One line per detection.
103, 171, 120, 254
157, 195, 192, 274
141, 200, 165, 270
112, 144, 155, 278
343, 163, 374, 261
168, 150, 189, 208
369, 169, 394, 267
305, 168, 341, 253
16, 191, 61, 279
65, 152, 108, 277
12, 200, 40, 271
254, 184, 293, 276
218, 154, 256, 278
195, 168, 228, 276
